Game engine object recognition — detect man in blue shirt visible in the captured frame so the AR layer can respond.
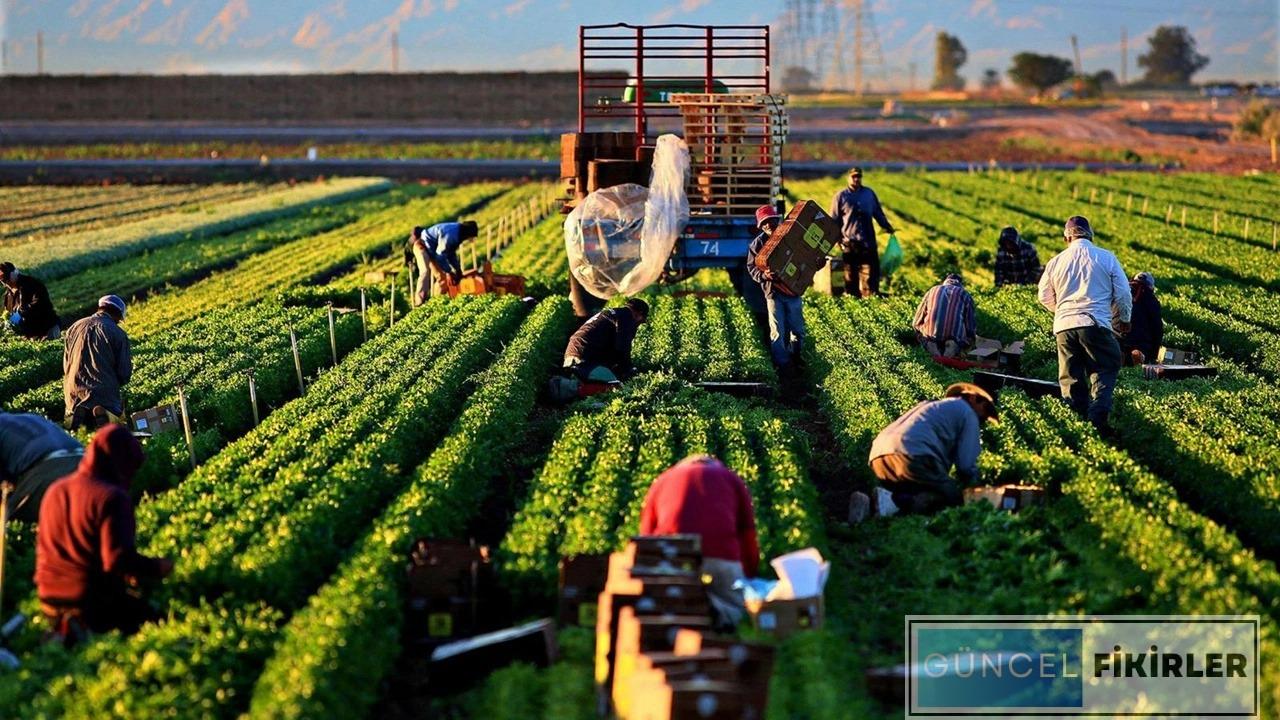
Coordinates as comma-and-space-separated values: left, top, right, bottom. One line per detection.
0, 412, 84, 523
851, 382, 998, 520
746, 204, 806, 372
830, 167, 895, 298
409, 220, 479, 305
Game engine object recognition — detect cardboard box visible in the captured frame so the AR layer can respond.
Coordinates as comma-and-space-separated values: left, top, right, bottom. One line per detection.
753, 200, 841, 296
1142, 364, 1218, 380
558, 553, 610, 627
743, 595, 824, 638
588, 159, 646, 192
130, 405, 180, 437
612, 608, 712, 716
1158, 347, 1198, 365
963, 484, 1046, 512
405, 539, 494, 645
672, 629, 774, 687
627, 679, 763, 720
964, 336, 1025, 372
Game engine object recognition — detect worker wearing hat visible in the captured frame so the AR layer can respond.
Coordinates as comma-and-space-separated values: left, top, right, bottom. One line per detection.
1, 261, 61, 340
993, 226, 1041, 287
1119, 271, 1162, 365
1038, 215, 1131, 433
62, 295, 132, 431
852, 382, 999, 520
746, 204, 806, 373
830, 167, 895, 298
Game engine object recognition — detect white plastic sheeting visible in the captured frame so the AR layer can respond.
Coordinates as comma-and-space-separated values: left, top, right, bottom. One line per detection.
564, 134, 690, 299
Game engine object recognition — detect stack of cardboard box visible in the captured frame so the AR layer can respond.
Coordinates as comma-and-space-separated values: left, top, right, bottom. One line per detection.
596, 536, 775, 719
752, 200, 841, 296
405, 539, 497, 648
560, 132, 654, 205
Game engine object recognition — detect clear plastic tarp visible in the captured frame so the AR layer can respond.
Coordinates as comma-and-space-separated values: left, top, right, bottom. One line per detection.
564, 134, 691, 299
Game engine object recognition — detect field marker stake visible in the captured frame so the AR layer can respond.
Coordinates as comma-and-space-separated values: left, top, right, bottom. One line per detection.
389, 278, 396, 328
1213, 212, 1219, 236
1073, 186, 1078, 200
1181, 207, 1187, 229
247, 370, 260, 427
1089, 188, 1097, 203
1166, 205, 1173, 224
1272, 223, 1277, 251
289, 324, 305, 394
359, 288, 368, 341
1126, 194, 1133, 212
1141, 197, 1148, 215
1244, 217, 1250, 240
177, 384, 197, 469
327, 303, 338, 366
1106, 190, 1113, 206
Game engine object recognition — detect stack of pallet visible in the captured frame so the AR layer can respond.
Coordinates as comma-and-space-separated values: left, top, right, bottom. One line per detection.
670, 93, 788, 216
595, 535, 774, 720
560, 132, 654, 206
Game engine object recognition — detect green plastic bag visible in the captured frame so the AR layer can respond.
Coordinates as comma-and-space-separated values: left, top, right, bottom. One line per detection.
880, 233, 903, 277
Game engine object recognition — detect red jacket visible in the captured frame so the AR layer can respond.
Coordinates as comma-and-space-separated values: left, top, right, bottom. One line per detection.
639, 457, 760, 576
36, 425, 164, 604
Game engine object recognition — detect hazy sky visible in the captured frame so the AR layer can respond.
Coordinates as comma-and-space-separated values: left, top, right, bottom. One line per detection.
0, 0, 1275, 85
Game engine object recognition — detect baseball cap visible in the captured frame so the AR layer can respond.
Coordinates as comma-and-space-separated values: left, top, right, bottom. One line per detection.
944, 382, 999, 421
98, 294, 127, 319
755, 204, 780, 230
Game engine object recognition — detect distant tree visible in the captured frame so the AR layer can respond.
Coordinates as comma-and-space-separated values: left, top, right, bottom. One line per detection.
782, 66, 816, 93
1138, 26, 1209, 86
932, 32, 967, 91
981, 68, 1001, 90
1008, 52, 1074, 96
1092, 69, 1118, 89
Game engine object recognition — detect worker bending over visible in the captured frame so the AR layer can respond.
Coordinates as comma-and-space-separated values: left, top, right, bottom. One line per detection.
2, 261, 61, 340
37, 425, 174, 646
640, 455, 760, 628
831, 167, 895, 298
993, 227, 1041, 287
746, 205, 806, 372
1119, 272, 1162, 365
1, 412, 84, 524
63, 295, 132, 431
912, 273, 976, 358
1038, 216, 1132, 434
409, 221, 478, 305
852, 383, 999, 520
562, 298, 648, 384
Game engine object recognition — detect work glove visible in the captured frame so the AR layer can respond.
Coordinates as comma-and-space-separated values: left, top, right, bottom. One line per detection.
7, 311, 20, 328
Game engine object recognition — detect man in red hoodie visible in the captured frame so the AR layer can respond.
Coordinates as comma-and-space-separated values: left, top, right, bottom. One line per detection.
36, 425, 173, 645
639, 455, 760, 627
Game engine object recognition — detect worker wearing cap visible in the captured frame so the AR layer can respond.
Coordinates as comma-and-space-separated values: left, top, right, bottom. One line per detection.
62, 295, 132, 431
746, 204, 806, 371
1, 412, 83, 524
1119, 271, 1162, 365
640, 455, 760, 627
912, 273, 976, 358
562, 298, 649, 384
993, 227, 1041, 287
830, 167, 895, 298
1038, 216, 1131, 433
1, 261, 61, 340
409, 221, 478, 306
853, 383, 999, 519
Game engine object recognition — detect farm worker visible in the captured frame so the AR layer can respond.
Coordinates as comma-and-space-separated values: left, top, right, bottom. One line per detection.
851, 382, 999, 521
1119, 272, 1163, 366
1037, 216, 1132, 434
36, 425, 174, 646
63, 295, 132, 431
912, 273, 976, 358
830, 166, 895, 298
0, 412, 84, 524
993, 227, 1042, 287
1, 261, 61, 340
408, 221, 478, 305
746, 204, 806, 371
640, 455, 760, 628
562, 298, 649, 384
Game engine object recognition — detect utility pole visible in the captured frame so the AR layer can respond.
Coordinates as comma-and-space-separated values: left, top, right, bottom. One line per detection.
37, 31, 44, 75
851, 0, 864, 97
391, 30, 400, 73
1120, 27, 1128, 85
1, 40, 7, 75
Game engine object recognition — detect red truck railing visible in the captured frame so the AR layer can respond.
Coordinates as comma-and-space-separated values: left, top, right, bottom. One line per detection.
578, 24, 771, 148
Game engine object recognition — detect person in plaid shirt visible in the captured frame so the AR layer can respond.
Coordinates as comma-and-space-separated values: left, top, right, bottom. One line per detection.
913, 273, 976, 358
994, 227, 1042, 287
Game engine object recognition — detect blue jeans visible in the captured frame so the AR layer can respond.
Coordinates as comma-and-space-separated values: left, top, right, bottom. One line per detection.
1056, 325, 1122, 427
765, 292, 805, 366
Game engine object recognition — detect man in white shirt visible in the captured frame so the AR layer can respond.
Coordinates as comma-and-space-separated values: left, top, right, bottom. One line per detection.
1037, 216, 1132, 433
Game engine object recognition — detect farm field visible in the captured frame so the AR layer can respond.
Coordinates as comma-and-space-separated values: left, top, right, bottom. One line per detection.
1, 169, 1278, 718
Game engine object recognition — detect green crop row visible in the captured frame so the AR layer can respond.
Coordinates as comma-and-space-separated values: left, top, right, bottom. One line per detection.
1, 183, 277, 241
492, 216, 567, 297
9, 177, 391, 281
246, 296, 573, 720
632, 295, 775, 384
